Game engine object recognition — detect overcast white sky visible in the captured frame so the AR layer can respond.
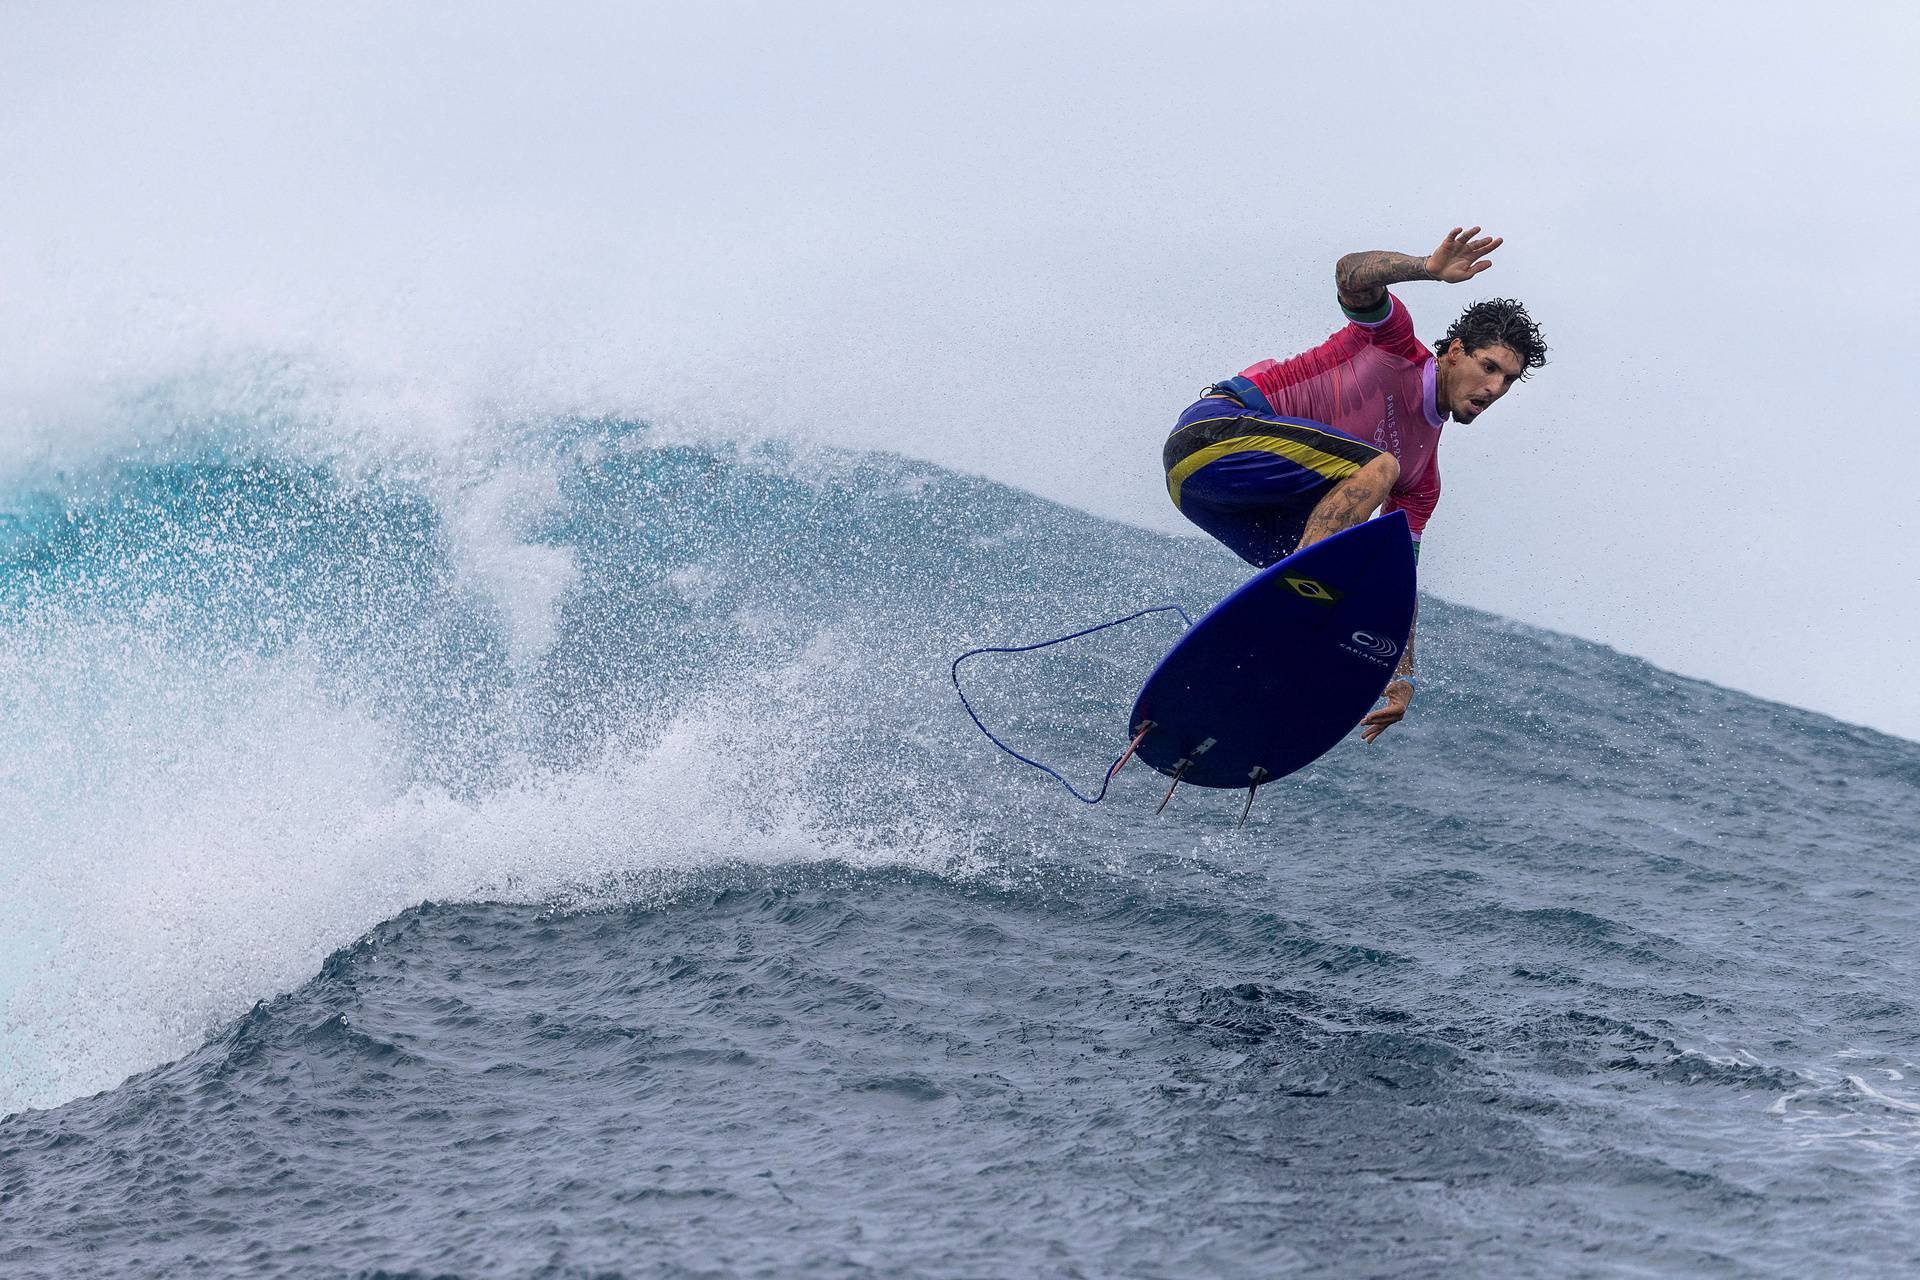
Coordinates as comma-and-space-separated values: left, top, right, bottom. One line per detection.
3, 1, 1916, 738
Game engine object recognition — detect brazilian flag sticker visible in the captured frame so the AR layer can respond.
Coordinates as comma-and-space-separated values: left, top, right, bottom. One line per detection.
1282, 575, 1343, 606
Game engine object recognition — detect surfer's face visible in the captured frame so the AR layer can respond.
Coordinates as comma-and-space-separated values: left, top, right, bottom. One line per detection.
1438, 340, 1525, 423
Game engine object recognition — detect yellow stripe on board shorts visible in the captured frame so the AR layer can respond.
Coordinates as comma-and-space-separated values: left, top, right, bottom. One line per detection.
1166, 434, 1368, 510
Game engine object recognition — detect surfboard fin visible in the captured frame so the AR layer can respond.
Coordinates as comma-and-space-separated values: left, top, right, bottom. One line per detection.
1155, 758, 1190, 815
1237, 767, 1271, 828
1108, 721, 1155, 781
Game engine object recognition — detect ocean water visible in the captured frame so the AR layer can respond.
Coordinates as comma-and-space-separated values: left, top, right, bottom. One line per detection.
2, 400, 1917, 1279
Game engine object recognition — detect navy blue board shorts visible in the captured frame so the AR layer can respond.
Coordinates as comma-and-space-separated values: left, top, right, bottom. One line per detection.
1163, 393, 1385, 568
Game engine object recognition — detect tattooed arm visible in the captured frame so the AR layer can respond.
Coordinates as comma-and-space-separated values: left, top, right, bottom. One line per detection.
1336, 226, 1503, 311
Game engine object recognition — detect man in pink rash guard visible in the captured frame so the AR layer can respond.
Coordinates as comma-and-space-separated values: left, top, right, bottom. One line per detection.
1163, 227, 1548, 742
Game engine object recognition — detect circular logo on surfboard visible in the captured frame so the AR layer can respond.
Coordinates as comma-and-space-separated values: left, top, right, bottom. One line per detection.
1349, 630, 1399, 659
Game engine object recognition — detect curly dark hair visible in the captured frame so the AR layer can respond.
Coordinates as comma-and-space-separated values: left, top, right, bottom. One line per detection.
1437, 298, 1548, 374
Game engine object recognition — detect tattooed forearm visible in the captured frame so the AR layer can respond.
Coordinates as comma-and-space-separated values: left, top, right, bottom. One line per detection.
1299, 471, 1391, 549
1335, 250, 1433, 308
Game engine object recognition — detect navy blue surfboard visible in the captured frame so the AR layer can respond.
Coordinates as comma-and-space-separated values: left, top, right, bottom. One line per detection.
1129, 512, 1416, 789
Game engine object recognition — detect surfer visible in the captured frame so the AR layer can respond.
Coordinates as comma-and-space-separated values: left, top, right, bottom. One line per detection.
1162, 227, 1547, 742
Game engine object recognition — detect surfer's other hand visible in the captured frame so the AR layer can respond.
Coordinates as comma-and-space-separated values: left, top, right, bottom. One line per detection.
1425, 226, 1501, 283
1360, 679, 1414, 744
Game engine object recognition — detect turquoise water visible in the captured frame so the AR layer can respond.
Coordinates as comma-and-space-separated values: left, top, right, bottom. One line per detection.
2, 413, 1917, 1277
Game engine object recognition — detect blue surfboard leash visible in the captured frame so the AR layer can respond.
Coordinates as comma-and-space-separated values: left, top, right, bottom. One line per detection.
950, 603, 1193, 804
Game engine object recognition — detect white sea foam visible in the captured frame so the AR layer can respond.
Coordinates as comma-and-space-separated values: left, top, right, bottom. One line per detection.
0, 605, 971, 1116
1764, 1053, 1920, 1158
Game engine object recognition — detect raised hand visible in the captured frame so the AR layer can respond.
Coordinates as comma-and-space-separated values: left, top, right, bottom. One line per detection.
1425, 226, 1502, 284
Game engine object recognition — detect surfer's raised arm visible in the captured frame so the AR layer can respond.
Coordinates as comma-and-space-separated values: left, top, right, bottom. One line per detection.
1335, 227, 1503, 312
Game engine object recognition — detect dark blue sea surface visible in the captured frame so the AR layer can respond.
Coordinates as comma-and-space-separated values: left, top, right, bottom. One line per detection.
2, 410, 1917, 1277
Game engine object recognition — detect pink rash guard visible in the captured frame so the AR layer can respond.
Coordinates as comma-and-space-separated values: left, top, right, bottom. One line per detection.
1238, 291, 1444, 542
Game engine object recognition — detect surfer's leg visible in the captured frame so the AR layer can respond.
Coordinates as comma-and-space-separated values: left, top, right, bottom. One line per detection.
1164, 404, 1387, 566
1297, 452, 1399, 550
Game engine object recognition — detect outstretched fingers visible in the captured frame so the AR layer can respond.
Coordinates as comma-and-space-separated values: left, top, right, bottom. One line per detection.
1358, 704, 1402, 744
1359, 680, 1414, 743
1430, 226, 1503, 282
